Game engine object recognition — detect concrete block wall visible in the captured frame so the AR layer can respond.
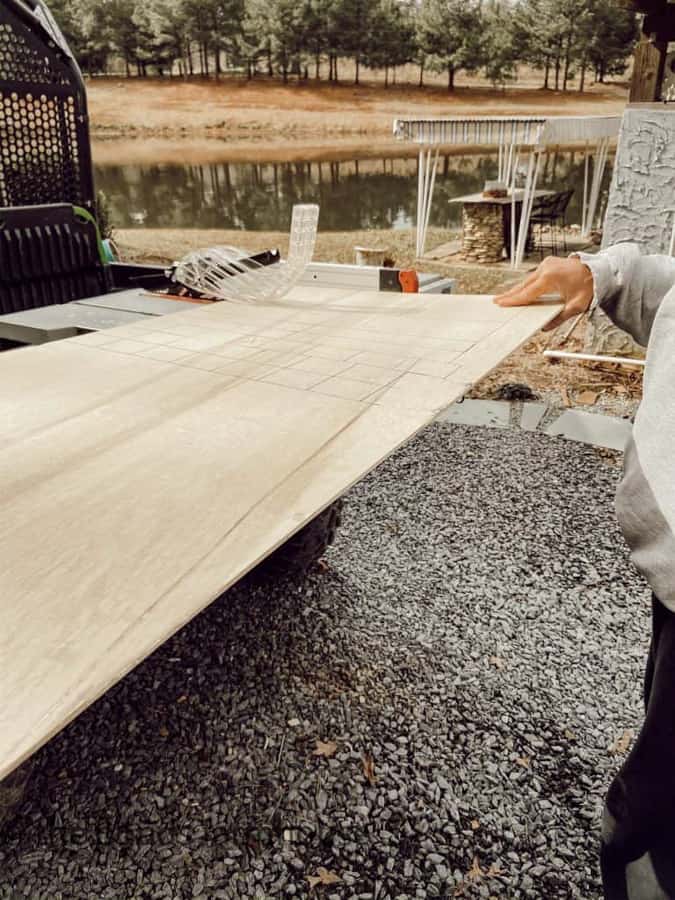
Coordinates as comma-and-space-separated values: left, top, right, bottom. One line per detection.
602, 106, 675, 253
589, 106, 675, 354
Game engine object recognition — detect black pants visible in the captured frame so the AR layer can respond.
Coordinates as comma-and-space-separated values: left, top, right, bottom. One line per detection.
601, 595, 675, 899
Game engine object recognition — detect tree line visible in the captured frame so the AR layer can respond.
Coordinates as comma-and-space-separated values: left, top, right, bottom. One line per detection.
48, 0, 638, 91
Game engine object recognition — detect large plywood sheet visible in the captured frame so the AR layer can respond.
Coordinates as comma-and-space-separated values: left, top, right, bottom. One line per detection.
0, 289, 561, 779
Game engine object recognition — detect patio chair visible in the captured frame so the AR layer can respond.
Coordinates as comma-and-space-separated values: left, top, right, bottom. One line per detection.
530, 189, 574, 258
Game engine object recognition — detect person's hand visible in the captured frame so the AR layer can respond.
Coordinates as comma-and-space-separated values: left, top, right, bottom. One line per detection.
493, 256, 595, 331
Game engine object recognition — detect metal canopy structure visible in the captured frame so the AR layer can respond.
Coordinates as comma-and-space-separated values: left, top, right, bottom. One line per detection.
393, 115, 622, 265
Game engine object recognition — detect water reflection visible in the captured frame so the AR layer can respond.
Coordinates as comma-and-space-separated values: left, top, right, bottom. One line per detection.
95, 150, 611, 232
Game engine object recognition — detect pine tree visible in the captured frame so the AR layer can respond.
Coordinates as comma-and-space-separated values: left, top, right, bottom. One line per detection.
152, 1, 191, 77
416, 0, 483, 91
45, 0, 638, 87
259, 0, 309, 82
102, 0, 141, 77
363, 0, 416, 87
512, 0, 562, 89
513, 0, 637, 91
482, 0, 519, 89
45, 0, 87, 57
302, 0, 339, 80
587, 0, 638, 83
200, 0, 247, 77
330, 0, 376, 85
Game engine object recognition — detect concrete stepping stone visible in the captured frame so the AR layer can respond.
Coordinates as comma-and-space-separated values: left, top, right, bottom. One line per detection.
519, 403, 548, 432
437, 399, 511, 429
545, 409, 632, 451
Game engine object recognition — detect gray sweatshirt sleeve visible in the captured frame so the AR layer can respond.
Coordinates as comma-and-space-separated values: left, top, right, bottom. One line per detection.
575, 243, 675, 347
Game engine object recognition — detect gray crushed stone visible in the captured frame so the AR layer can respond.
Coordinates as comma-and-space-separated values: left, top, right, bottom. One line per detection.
0, 424, 650, 900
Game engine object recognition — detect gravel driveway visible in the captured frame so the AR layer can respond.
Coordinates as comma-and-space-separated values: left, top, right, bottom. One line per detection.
0, 423, 649, 900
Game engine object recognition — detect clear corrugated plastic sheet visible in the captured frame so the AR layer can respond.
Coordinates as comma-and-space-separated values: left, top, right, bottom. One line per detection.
174, 204, 320, 304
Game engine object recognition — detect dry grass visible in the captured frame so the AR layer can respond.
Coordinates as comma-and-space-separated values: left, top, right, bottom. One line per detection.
466, 324, 643, 409
89, 75, 629, 142
115, 226, 458, 269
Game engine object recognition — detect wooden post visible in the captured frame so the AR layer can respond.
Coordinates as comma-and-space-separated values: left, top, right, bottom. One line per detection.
629, 0, 674, 102
630, 35, 667, 101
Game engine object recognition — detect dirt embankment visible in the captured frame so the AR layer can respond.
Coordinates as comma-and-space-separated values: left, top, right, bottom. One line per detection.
88, 76, 629, 143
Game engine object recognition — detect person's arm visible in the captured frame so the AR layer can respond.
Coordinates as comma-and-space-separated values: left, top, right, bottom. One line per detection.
494, 243, 675, 346
577, 243, 675, 346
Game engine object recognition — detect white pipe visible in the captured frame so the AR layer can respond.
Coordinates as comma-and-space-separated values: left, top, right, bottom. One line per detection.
529, 151, 544, 218
515, 150, 543, 268
596, 139, 610, 228
664, 209, 675, 256
513, 151, 535, 268
582, 141, 589, 235
544, 349, 645, 367
583, 138, 602, 238
420, 148, 432, 256
421, 148, 439, 256
510, 150, 520, 266
422, 148, 432, 253
523, 152, 544, 253
511, 189, 516, 267
416, 149, 425, 257
584, 137, 608, 238
508, 145, 520, 191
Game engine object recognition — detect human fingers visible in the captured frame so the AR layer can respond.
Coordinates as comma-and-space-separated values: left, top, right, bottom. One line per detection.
493, 270, 541, 304
494, 273, 553, 307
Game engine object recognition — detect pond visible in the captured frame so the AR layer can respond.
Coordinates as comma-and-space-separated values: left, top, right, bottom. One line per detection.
94, 149, 613, 233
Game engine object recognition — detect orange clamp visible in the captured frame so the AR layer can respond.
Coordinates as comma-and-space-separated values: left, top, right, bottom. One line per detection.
398, 270, 419, 293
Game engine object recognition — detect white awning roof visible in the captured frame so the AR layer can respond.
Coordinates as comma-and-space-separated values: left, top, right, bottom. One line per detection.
393, 115, 621, 147
398, 113, 622, 267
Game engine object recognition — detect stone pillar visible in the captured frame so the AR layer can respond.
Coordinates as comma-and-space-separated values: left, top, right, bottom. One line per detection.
587, 106, 675, 355
462, 204, 504, 263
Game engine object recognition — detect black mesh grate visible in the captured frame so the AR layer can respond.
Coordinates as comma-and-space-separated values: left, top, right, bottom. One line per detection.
0, 90, 84, 208
0, 2, 94, 210
0, 20, 71, 86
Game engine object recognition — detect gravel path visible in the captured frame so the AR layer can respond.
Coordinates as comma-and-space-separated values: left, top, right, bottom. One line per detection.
0, 424, 650, 900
